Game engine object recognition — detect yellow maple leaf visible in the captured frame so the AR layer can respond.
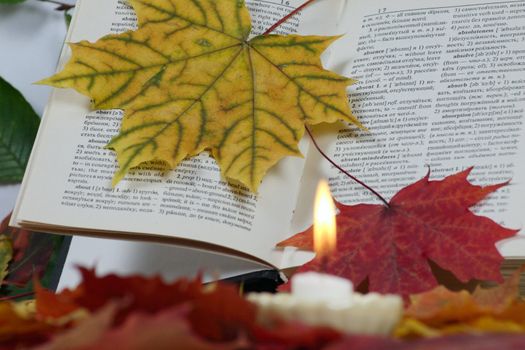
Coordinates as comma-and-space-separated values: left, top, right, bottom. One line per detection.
39, 0, 360, 191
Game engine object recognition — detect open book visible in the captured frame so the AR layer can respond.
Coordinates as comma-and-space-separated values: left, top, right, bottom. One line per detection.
11, 0, 525, 283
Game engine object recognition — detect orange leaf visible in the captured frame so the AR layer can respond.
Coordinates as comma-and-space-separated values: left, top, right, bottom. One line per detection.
35, 268, 257, 342
398, 266, 525, 338
472, 265, 525, 313
0, 302, 56, 347
405, 287, 482, 327
405, 265, 525, 327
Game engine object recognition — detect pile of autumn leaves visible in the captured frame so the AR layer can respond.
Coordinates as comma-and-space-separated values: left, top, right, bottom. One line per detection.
0, 267, 525, 349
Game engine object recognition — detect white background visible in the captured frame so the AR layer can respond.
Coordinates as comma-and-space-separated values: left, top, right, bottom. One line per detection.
0, 0, 74, 219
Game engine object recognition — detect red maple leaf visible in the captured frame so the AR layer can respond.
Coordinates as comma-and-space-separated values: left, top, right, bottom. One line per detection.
33, 268, 343, 349
39, 303, 247, 350
278, 168, 519, 296
35, 268, 257, 342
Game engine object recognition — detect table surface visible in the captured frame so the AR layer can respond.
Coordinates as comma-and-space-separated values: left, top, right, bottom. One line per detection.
0, 1, 267, 289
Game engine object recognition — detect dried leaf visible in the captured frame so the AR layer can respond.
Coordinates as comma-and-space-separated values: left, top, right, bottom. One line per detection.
324, 335, 399, 350
404, 334, 525, 350
40, 0, 359, 191
327, 334, 525, 350
36, 268, 258, 342
0, 302, 56, 347
471, 265, 525, 313
35, 302, 119, 350
396, 267, 525, 338
404, 266, 525, 327
36, 267, 202, 320
278, 168, 518, 296
34, 281, 84, 321
252, 320, 342, 350
403, 287, 482, 327
187, 283, 257, 342
0, 236, 12, 287
7, 266, 525, 349
35, 268, 344, 348
395, 317, 525, 339
0, 213, 64, 296
43, 305, 246, 350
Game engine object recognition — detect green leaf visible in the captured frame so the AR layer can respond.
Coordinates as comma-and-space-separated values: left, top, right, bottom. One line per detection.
64, 11, 72, 28
0, 237, 12, 287
0, 76, 40, 183
0, 0, 26, 4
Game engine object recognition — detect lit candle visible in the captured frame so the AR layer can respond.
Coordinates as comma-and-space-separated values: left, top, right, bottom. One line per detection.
291, 180, 353, 305
248, 180, 403, 335
313, 179, 336, 263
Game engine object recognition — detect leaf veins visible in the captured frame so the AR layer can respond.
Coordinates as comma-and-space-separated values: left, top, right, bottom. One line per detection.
278, 168, 519, 296
40, 0, 361, 191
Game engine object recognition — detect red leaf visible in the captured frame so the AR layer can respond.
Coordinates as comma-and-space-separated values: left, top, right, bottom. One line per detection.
324, 335, 398, 350
188, 284, 257, 342
36, 267, 202, 320
38, 303, 246, 350
0, 302, 57, 348
35, 281, 81, 319
252, 320, 342, 350
36, 302, 119, 350
0, 213, 61, 286
36, 268, 257, 342
278, 169, 518, 296
35, 268, 341, 348
88, 306, 247, 350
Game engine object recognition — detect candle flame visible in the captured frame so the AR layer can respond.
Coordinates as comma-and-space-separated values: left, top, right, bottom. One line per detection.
314, 180, 336, 259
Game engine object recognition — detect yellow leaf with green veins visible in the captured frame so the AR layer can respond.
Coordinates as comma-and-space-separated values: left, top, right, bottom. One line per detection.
0, 236, 12, 286
39, 0, 360, 191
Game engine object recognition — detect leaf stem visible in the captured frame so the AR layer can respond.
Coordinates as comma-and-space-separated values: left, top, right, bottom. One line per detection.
305, 126, 390, 207
264, 2, 390, 207
263, 0, 318, 35
2, 280, 26, 288
0, 291, 34, 301
36, 0, 74, 11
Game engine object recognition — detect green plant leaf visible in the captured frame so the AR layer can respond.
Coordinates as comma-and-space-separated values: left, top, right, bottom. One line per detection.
0, 0, 27, 4
0, 76, 40, 183
64, 9, 72, 28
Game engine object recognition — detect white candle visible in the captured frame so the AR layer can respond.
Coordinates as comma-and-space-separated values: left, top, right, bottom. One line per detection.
290, 180, 353, 306
248, 291, 403, 335
249, 180, 403, 335
291, 271, 353, 306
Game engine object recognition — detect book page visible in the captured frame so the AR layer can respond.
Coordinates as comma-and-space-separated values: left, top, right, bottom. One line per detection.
292, 0, 525, 258
13, 0, 343, 268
